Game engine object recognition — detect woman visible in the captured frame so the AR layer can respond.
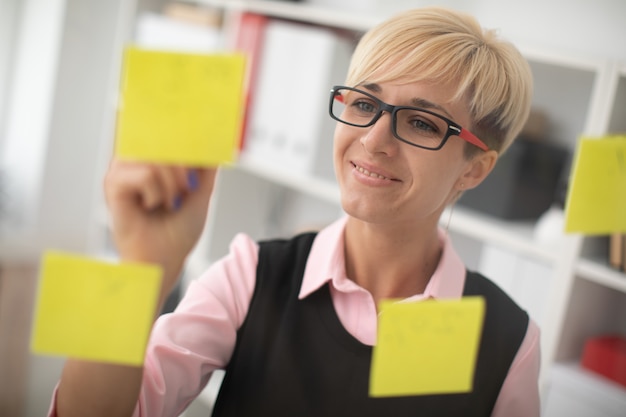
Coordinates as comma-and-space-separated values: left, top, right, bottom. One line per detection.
50, 6, 540, 417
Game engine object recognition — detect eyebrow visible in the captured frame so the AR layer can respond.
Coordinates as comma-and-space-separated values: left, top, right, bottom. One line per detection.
360, 82, 455, 120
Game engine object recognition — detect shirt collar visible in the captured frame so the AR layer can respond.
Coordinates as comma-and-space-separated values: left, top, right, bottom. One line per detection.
299, 217, 347, 299
298, 216, 467, 301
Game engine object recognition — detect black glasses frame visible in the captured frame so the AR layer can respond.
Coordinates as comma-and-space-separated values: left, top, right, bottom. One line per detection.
328, 85, 489, 151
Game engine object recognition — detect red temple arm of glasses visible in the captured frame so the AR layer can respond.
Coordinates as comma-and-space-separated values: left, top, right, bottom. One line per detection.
458, 128, 489, 151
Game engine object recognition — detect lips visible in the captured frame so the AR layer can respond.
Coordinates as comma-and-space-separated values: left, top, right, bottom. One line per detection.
351, 162, 398, 181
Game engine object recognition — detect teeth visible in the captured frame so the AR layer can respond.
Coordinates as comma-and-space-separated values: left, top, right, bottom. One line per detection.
355, 165, 389, 180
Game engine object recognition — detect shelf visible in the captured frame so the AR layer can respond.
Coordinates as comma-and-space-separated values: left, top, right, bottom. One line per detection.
191, 0, 611, 74
445, 205, 558, 263
544, 362, 626, 417
191, 0, 379, 31
576, 257, 626, 293
553, 362, 626, 395
234, 158, 341, 205
519, 44, 607, 72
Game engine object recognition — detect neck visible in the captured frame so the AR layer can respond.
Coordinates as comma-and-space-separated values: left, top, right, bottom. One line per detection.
343, 217, 443, 307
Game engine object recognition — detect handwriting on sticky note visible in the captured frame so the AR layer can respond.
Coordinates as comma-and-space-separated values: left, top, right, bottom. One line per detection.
115, 47, 246, 166
30, 251, 162, 366
369, 297, 485, 397
564, 136, 626, 234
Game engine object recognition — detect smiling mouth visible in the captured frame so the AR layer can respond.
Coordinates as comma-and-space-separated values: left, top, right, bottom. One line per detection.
352, 162, 398, 181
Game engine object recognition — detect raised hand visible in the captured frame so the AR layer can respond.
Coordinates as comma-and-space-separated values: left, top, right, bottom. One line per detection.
103, 159, 217, 303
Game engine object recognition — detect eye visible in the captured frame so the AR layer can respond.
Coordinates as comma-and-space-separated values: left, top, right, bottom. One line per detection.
342, 90, 379, 116
351, 98, 378, 114
410, 117, 439, 134
397, 108, 446, 141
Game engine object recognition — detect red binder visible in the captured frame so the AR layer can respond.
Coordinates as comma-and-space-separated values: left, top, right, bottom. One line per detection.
230, 12, 269, 151
581, 335, 626, 388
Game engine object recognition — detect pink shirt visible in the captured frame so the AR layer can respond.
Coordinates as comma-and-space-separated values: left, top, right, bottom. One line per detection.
49, 216, 541, 416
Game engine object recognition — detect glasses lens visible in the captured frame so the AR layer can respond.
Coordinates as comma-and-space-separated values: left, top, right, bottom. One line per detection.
395, 108, 448, 149
331, 88, 379, 127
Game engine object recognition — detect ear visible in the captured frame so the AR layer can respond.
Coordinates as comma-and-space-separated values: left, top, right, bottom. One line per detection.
457, 150, 498, 190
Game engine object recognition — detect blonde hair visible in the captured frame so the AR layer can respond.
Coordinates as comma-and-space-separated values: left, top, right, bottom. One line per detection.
346, 7, 533, 156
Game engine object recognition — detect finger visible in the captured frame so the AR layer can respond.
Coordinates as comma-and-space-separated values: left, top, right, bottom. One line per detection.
194, 167, 218, 192
105, 161, 168, 212
136, 165, 168, 211
153, 165, 187, 211
104, 160, 149, 207
157, 165, 208, 210
178, 167, 217, 214
185, 168, 200, 192
187, 168, 217, 199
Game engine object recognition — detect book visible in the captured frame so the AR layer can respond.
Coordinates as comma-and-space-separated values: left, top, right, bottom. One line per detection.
622, 234, 626, 272
230, 12, 270, 150
163, 2, 223, 28
609, 233, 623, 270
241, 19, 353, 180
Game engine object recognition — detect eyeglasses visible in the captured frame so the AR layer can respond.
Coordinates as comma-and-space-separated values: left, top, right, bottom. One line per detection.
329, 85, 489, 151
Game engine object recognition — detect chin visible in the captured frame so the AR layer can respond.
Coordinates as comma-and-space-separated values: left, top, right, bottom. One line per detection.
340, 196, 388, 225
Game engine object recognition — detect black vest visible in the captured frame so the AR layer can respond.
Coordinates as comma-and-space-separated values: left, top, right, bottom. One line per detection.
211, 232, 529, 417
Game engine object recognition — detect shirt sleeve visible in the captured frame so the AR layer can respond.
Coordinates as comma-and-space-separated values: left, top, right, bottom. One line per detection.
490, 319, 541, 417
46, 233, 259, 417
137, 233, 259, 417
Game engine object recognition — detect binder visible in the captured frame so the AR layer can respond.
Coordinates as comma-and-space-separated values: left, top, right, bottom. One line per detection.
609, 233, 624, 269
241, 19, 353, 181
231, 12, 270, 150
609, 233, 625, 271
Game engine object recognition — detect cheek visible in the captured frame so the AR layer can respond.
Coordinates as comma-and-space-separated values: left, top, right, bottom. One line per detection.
407, 149, 465, 201
435, 158, 471, 204
333, 123, 353, 167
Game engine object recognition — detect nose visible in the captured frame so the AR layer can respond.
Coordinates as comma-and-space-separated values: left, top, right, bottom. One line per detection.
360, 111, 398, 156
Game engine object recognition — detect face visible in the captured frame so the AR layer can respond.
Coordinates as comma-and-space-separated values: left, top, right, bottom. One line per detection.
333, 81, 484, 227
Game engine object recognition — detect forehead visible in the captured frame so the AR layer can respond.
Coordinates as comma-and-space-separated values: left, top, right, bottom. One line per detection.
360, 81, 463, 109
350, 54, 467, 100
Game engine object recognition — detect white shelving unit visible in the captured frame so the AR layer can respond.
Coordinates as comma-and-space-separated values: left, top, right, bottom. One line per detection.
543, 363, 626, 417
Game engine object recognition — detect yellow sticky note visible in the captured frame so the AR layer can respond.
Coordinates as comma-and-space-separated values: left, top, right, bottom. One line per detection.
564, 136, 626, 234
115, 47, 246, 166
30, 251, 162, 366
370, 297, 485, 397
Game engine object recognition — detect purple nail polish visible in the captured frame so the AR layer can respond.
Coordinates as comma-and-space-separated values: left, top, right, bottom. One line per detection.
173, 195, 182, 210
188, 171, 199, 190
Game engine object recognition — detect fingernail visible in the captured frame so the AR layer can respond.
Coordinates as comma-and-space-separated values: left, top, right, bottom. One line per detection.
173, 195, 182, 210
187, 171, 199, 190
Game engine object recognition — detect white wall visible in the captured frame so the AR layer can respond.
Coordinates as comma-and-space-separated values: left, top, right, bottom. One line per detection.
0, 0, 21, 154
0, 0, 136, 260
3, 2, 140, 415
0, 0, 67, 256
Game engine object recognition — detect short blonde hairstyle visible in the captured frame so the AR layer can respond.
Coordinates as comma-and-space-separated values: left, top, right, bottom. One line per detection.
346, 7, 533, 156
